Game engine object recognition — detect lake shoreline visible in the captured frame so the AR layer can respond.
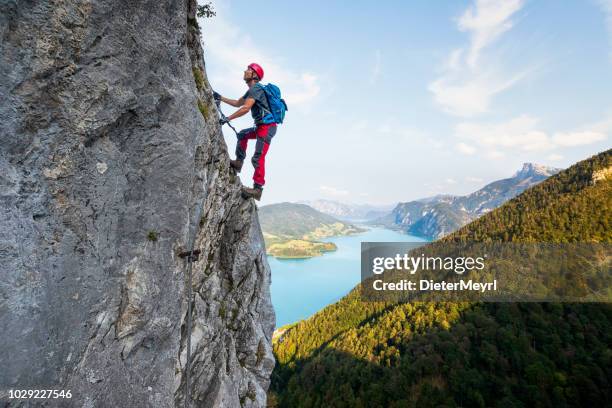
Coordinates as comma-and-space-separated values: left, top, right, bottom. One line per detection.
270, 226, 429, 328
266, 227, 368, 259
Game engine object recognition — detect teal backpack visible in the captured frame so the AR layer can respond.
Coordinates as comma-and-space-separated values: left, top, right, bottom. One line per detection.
261, 83, 288, 124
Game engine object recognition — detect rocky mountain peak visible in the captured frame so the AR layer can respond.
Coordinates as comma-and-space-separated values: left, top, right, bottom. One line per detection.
514, 163, 562, 179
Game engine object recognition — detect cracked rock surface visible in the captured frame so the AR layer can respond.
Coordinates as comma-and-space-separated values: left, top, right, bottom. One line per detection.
0, 1, 275, 406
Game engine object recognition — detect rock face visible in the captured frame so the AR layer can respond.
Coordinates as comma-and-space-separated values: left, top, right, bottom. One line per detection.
0, 1, 275, 407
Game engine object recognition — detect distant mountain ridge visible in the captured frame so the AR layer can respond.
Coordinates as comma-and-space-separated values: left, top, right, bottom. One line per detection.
298, 199, 394, 221
375, 163, 562, 239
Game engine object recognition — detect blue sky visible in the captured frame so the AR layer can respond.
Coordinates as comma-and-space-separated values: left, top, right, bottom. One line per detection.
199, 0, 612, 205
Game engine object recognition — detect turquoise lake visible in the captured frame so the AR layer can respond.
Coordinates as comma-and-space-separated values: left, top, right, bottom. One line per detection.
269, 227, 429, 328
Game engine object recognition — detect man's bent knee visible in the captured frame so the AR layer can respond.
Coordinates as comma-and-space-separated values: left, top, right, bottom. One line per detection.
237, 127, 255, 140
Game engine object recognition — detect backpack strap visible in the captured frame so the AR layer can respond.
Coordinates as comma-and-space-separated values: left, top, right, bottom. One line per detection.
253, 83, 272, 114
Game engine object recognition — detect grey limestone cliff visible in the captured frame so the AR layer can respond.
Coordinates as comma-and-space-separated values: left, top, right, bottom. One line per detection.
0, 1, 274, 407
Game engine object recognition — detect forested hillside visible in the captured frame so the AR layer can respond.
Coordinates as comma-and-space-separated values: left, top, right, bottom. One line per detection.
259, 203, 364, 258
270, 149, 611, 408
260, 203, 363, 240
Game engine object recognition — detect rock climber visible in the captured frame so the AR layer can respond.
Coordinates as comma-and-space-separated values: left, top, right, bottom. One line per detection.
213, 63, 276, 201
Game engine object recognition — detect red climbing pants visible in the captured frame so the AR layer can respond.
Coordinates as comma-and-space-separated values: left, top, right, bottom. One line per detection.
235, 123, 277, 187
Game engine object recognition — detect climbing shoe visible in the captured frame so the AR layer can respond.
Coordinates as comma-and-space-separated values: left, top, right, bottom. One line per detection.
241, 185, 263, 201
230, 159, 243, 172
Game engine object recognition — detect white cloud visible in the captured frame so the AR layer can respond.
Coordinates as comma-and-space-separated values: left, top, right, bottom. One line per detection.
445, 178, 457, 184
552, 131, 607, 147
455, 114, 609, 154
320, 185, 349, 198
456, 115, 554, 151
429, 0, 527, 117
458, 0, 524, 68
199, 2, 320, 106
457, 142, 477, 155
445, 49, 465, 71
546, 153, 564, 161
288, 73, 321, 105
429, 70, 528, 117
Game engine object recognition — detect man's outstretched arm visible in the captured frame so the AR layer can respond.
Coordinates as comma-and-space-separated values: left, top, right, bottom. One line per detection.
218, 94, 245, 108
226, 97, 255, 121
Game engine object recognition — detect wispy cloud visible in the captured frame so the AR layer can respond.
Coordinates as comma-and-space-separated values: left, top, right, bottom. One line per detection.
552, 131, 607, 147
456, 115, 553, 151
458, 0, 525, 68
466, 176, 484, 183
455, 114, 609, 155
199, 2, 320, 105
429, 0, 528, 117
457, 142, 477, 155
319, 185, 349, 198
598, 0, 612, 60
546, 153, 564, 161
370, 50, 382, 84
430, 70, 529, 117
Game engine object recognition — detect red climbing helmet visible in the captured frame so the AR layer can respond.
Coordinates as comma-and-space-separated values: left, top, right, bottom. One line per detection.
248, 63, 264, 80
